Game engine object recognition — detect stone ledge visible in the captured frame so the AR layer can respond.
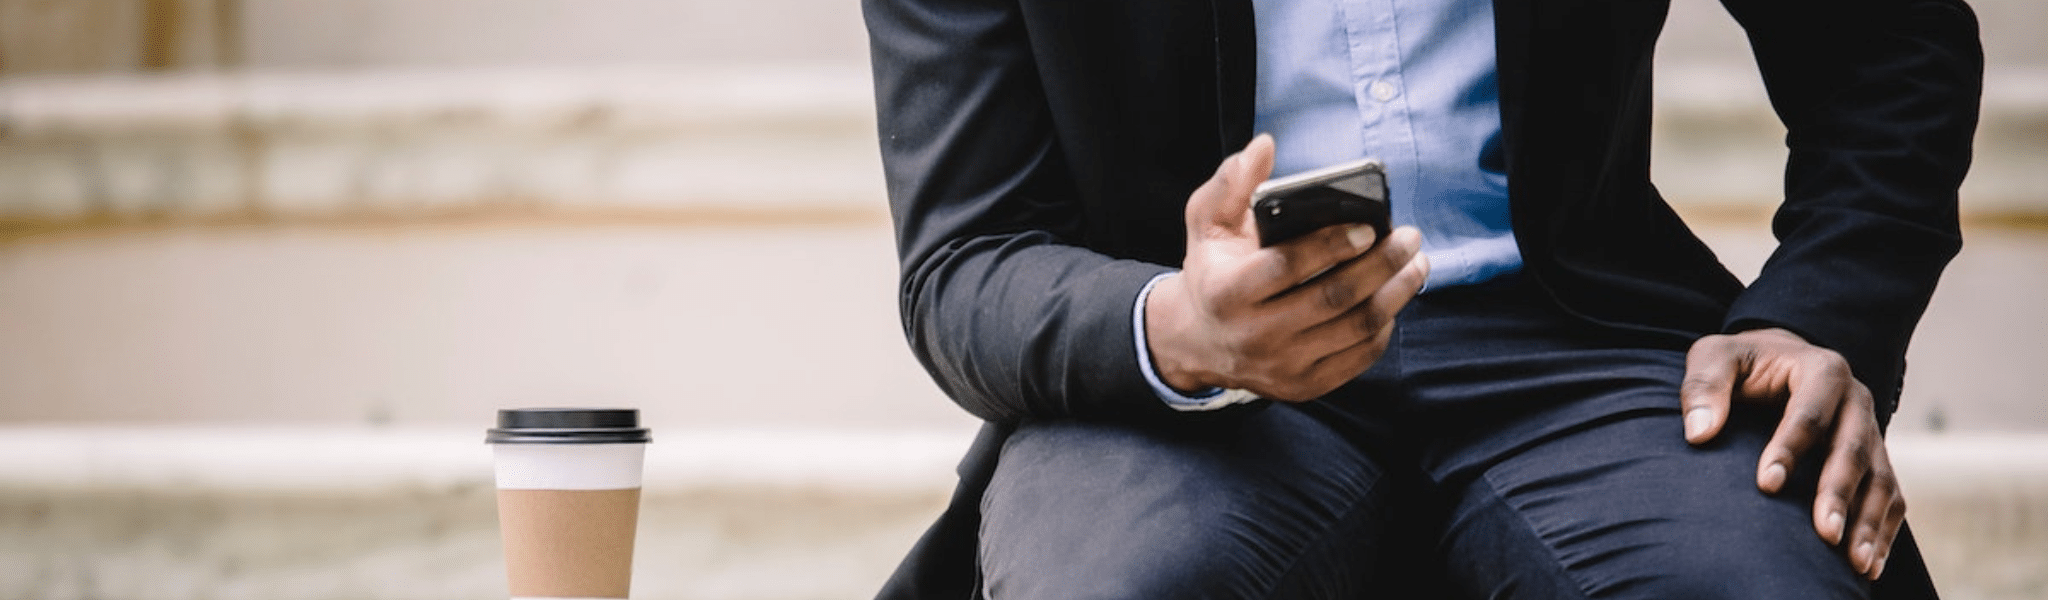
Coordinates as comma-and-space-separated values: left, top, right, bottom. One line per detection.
0, 426, 2044, 599
0, 425, 973, 494
1880, 435, 2048, 600
0, 65, 886, 220
0, 426, 973, 600
6, 65, 2040, 135
0, 65, 875, 136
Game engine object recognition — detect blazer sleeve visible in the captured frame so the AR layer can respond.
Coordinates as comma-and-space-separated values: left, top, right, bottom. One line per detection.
1716, 0, 1982, 402
862, 0, 1186, 424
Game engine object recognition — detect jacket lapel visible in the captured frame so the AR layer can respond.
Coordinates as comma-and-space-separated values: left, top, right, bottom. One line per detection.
1491, 0, 1531, 187
1210, 0, 1258, 155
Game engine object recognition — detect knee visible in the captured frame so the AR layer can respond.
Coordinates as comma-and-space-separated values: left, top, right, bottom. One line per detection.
978, 483, 1346, 600
982, 544, 1266, 600
977, 415, 1394, 600
981, 502, 1394, 600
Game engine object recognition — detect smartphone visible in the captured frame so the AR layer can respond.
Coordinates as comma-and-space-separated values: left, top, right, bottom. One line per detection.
1251, 158, 1390, 248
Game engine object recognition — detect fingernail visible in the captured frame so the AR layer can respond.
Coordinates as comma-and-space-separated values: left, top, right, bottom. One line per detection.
1873, 554, 1888, 579
1684, 407, 1713, 439
1826, 510, 1845, 540
1347, 225, 1376, 250
1857, 541, 1876, 568
1760, 462, 1787, 491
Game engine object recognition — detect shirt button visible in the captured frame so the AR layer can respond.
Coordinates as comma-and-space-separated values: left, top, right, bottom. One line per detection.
1369, 80, 1399, 102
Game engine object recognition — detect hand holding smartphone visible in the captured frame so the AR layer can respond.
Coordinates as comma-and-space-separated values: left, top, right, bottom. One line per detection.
1252, 158, 1391, 248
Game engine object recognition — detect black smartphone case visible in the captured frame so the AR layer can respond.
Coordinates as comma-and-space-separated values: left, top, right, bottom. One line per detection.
1253, 168, 1390, 247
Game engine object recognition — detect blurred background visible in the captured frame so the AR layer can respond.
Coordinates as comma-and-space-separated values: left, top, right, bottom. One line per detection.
0, 0, 2042, 598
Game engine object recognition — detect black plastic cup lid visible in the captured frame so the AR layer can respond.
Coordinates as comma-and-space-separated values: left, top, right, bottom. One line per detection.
486, 408, 651, 444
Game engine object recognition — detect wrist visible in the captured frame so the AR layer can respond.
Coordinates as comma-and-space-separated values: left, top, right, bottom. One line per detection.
1143, 274, 1222, 393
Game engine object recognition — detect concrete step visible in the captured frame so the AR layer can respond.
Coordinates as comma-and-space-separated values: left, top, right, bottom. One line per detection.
0, 426, 2043, 600
4, 63, 2044, 225
0, 426, 973, 600
0, 65, 884, 221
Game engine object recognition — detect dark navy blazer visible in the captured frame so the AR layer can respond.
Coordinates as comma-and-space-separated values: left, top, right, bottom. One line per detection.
861, 0, 1982, 596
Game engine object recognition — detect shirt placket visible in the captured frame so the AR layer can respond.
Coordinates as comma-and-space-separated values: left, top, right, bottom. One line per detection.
1339, 0, 1420, 231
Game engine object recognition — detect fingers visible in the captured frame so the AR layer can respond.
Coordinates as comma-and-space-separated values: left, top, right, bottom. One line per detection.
1258, 226, 1420, 311
1256, 251, 1427, 402
1306, 239, 1428, 338
1246, 319, 1393, 402
1846, 454, 1905, 580
1185, 134, 1275, 242
1693, 328, 1904, 579
1684, 329, 1852, 495
1810, 384, 1876, 546
1679, 334, 1743, 444
1829, 385, 1904, 580
1290, 244, 1430, 371
1229, 222, 1388, 304
1755, 354, 1849, 494
1864, 478, 1908, 580
1235, 227, 1421, 368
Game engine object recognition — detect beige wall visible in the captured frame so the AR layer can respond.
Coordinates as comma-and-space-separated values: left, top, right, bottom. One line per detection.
1, 0, 239, 74
8, 0, 2044, 76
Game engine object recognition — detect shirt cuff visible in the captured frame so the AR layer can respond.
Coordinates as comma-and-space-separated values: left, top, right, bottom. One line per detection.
1134, 272, 1262, 411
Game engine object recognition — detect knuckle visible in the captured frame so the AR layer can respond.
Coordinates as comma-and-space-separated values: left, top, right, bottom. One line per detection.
1808, 349, 1851, 375
1835, 436, 1871, 460
1789, 409, 1831, 437
1377, 240, 1410, 271
1328, 228, 1364, 256
1688, 334, 1735, 356
1678, 374, 1723, 398
1320, 280, 1356, 310
1352, 310, 1388, 340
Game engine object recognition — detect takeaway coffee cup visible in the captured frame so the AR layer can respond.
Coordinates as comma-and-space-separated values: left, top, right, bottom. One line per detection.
487, 408, 651, 600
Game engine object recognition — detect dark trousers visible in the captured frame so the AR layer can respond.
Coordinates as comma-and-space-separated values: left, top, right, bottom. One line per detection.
977, 278, 1935, 599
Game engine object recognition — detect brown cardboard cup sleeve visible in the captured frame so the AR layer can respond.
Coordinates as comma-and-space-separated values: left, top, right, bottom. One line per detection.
487, 408, 650, 600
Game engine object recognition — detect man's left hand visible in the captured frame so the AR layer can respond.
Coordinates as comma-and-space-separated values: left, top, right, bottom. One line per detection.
1680, 327, 1903, 581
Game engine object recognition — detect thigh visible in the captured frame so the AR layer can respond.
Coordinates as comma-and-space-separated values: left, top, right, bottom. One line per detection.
1439, 405, 1870, 600
978, 403, 1407, 600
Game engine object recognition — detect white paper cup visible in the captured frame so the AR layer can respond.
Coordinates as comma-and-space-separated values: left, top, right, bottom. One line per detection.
487, 408, 651, 600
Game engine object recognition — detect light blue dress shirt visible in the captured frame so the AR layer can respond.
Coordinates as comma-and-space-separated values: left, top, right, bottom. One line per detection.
1138, 0, 1522, 408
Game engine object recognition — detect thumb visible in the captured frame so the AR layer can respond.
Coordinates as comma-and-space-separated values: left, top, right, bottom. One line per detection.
1185, 134, 1275, 242
1680, 335, 1742, 444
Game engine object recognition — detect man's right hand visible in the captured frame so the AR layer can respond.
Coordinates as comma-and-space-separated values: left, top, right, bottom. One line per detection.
1145, 135, 1430, 402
